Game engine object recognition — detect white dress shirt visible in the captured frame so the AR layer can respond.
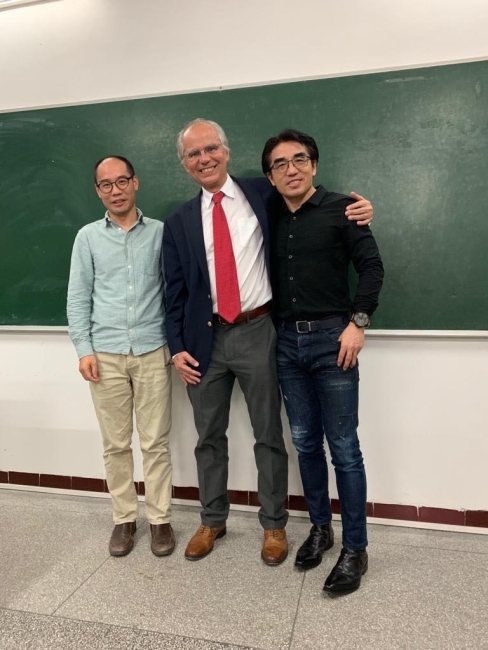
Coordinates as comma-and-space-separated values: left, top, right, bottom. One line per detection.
201, 175, 272, 314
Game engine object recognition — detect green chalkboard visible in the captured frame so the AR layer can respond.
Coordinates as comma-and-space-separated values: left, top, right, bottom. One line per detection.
1, 60, 487, 328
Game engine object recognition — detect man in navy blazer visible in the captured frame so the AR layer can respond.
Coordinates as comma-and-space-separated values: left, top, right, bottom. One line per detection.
164, 173, 274, 380
163, 118, 372, 565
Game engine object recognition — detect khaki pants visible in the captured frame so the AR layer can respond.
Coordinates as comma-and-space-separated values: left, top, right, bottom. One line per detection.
90, 346, 172, 525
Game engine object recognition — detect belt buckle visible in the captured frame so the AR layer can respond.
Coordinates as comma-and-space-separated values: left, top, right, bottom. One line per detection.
296, 320, 312, 333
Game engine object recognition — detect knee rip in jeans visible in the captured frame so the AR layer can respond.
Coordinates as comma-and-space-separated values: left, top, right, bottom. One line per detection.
291, 425, 323, 455
290, 424, 307, 443
328, 375, 356, 390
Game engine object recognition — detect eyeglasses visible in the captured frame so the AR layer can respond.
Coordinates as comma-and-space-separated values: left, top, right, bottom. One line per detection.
185, 143, 223, 160
96, 176, 134, 194
269, 154, 311, 174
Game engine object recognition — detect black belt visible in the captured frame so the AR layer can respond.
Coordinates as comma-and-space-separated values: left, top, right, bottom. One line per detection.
213, 303, 271, 326
282, 314, 348, 333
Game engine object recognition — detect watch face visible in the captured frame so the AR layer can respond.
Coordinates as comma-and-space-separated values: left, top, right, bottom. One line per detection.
352, 312, 370, 327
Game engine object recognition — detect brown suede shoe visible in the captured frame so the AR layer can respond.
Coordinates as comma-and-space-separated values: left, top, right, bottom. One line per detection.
109, 522, 136, 557
150, 523, 175, 557
184, 524, 226, 561
262, 529, 288, 565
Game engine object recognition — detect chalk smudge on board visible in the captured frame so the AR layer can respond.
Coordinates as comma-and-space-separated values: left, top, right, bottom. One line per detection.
384, 76, 426, 83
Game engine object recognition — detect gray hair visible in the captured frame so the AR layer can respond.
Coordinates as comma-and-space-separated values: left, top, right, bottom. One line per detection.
176, 118, 230, 162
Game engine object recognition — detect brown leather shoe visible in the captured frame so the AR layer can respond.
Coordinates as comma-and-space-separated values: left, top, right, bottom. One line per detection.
184, 524, 226, 561
150, 523, 175, 557
262, 529, 288, 565
109, 522, 136, 557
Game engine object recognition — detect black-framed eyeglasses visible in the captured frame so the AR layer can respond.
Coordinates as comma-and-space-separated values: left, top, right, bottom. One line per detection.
96, 176, 134, 194
269, 154, 311, 174
185, 143, 222, 160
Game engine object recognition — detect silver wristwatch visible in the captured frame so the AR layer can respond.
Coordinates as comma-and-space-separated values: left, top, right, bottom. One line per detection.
350, 312, 371, 328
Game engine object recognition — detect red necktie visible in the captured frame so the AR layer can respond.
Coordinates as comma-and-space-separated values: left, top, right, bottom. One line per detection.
212, 191, 241, 322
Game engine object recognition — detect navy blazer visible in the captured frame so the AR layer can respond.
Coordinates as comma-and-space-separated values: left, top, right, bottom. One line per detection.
163, 175, 275, 377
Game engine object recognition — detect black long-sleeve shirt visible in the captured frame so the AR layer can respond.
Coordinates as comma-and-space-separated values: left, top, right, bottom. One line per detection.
270, 186, 384, 322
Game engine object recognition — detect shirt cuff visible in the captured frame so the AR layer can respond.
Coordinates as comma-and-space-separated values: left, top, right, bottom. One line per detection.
76, 342, 95, 359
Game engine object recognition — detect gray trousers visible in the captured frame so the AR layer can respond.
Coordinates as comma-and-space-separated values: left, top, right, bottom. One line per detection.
187, 313, 289, 530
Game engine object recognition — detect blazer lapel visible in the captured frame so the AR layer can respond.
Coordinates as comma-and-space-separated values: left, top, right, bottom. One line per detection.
185, 193, 211, 290
233, 176, 271, 271
234, 176, 269, 238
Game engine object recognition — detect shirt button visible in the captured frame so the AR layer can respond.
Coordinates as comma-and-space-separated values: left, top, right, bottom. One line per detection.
293, 216, 296, 220
288, 255, 293, 259
289, 276, 294, 281
129, 307, 133, 311
207, 321, 212, 327
128, 265, 131, 269
292, 298, 297, 302
129, 329, 133, 332
289, 234, 293, 238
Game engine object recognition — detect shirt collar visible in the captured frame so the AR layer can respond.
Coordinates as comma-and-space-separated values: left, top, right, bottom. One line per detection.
104, 207, 144, 226
278, 185, 327, 214
306, 185, 327, 206
201, 175, 235, 209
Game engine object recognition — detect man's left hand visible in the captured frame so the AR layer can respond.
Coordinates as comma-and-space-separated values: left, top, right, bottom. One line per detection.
345, 192, 373, 226
337, 322, 365, 370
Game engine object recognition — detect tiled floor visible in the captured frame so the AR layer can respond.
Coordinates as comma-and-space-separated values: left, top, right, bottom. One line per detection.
1, 489, 487, 650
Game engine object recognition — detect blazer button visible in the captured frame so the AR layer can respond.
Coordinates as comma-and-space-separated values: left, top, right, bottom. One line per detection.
207, 294, 211, 300
207, 321, 213, 327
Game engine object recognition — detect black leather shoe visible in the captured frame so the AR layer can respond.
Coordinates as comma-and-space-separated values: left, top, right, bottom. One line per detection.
294, 523, 334, 571
323, 547, 368, 597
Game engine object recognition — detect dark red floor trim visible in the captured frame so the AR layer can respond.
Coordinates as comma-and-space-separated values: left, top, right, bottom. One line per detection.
1, 471, 485, 528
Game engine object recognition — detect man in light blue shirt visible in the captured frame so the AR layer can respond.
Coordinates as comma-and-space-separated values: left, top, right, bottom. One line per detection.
67, 155, 174, 558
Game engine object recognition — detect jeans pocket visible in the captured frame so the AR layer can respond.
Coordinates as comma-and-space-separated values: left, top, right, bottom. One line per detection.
322, 325, 346, 346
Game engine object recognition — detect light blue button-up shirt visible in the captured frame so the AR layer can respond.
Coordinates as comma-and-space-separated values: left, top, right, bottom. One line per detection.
67, 209, 166, 359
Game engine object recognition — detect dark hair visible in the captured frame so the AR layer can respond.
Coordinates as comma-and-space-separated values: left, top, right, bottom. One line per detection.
261, 128, 319, 174
93, 155, 135, 183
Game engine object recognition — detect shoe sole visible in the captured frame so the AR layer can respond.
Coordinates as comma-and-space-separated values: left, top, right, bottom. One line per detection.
151, 543, 176, 557
322, 562, 368, 598
184, 527, 226, 561
294, 556, 322, 571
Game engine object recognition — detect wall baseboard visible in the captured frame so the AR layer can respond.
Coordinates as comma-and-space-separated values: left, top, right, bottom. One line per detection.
1, 470, 487, 529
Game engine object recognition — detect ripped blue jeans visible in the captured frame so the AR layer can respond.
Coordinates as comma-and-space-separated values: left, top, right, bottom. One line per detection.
277, 323, 367, 550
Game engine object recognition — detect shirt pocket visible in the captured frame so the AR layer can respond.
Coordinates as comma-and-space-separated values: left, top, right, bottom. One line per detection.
140, 254, 161, 277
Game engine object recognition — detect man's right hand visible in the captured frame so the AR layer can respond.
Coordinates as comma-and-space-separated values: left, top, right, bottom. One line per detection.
173, 351, 201, 386
79, 355, 100, 382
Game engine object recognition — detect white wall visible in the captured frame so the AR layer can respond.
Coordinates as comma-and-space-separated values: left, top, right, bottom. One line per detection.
1, 331, 487, 511
1, 0, 488, 513
1, 0, 488, 112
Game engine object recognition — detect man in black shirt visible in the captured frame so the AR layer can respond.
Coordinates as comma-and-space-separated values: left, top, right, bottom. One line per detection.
262, 129, 384, 597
